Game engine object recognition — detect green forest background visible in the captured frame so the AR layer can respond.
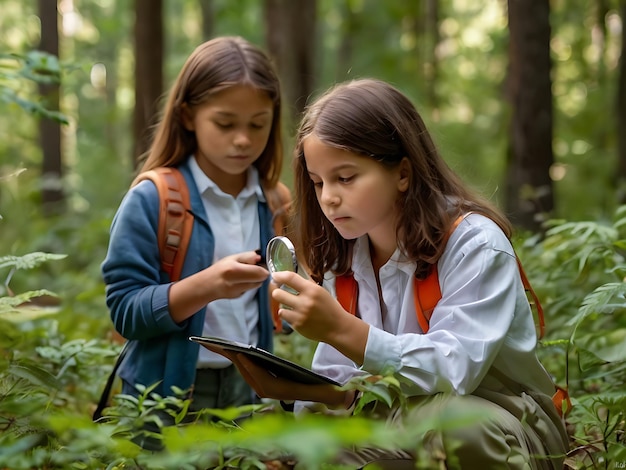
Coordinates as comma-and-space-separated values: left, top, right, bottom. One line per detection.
1, 0, 625, 469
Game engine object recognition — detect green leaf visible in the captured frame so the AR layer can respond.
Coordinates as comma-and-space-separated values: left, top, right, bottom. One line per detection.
574, 328, 626, 365
569, 282, 626, 326
8, 359, 62, 390
0, 252, 67, 270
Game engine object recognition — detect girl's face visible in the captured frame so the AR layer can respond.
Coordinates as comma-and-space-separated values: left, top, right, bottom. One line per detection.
303, 135, 409, 257
183, 84, 274, 195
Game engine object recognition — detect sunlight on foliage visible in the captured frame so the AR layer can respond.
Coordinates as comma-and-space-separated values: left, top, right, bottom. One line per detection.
1, 1, 625, 468
0, 51, 70, 124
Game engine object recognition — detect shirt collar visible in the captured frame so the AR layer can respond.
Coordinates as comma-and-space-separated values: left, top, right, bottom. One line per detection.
188, 156, 265, 202
352, 236, 416, 280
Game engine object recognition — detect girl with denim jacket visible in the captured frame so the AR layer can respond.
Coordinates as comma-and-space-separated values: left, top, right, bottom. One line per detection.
101, 36, 286, 415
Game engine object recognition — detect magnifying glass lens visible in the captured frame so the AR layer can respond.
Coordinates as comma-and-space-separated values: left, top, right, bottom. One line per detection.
271, 244, 294, 271
266, 236, 298, 274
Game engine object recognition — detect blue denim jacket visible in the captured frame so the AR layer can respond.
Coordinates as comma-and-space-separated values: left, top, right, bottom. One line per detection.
101, 159, 275, 397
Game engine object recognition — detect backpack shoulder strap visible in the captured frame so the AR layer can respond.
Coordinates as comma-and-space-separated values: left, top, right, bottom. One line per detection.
515, 256, 546, 339
336, 214, 468, 331
336, 272, 434, 332
133, 167, 193, 282
415, 217, 546, 339
336, 273, 359, 315
413, 214, 470, 332
413, 272, 439, 333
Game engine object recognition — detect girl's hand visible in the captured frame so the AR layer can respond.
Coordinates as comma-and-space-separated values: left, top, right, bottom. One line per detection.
225, 352, 348, 406
169, 251, 269, 323
204, 251, 269, 299
270, 271, 369, 364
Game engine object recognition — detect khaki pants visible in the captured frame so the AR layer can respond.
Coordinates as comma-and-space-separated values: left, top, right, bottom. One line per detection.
337, 371, 569, 469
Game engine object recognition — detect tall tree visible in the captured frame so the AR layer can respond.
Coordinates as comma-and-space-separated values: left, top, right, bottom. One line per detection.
38, 0, 64, 216
264, 0, 317, 127
504, 0, 554, 231
198, 0, 214, 41
421, 0, 440, 109
617, 0, 626, 202
133, 0, 164, 168
335, 0, 357, 82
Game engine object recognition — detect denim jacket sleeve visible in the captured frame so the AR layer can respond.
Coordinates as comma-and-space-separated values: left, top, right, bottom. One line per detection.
101, 180, 188, 341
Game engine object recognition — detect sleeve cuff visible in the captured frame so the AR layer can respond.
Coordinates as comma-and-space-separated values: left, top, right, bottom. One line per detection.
362, 326, 402, 375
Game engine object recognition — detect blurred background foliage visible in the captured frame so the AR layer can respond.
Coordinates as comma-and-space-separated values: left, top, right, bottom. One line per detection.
0, 0, 625, 468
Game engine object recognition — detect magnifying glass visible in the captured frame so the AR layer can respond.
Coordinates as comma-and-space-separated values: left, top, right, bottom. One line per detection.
266, 236, 298, 275
266, 236, 308, 295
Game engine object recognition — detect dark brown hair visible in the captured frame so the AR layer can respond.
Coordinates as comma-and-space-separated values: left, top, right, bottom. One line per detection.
137, 36, 283, 189
292, 78, 512, 283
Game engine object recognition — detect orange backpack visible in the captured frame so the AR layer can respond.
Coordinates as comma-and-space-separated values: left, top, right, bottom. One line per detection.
335, 216, 571, 417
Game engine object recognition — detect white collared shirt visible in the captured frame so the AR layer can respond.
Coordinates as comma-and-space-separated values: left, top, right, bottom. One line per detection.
310, 213, 556, 398
188, 157, 263, 368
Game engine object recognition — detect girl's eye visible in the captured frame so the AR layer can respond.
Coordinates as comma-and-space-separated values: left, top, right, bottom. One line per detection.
215, 122, 233, 129
311, 180, 323, 188
250, 122, 267, 130
338, 175, 354, 183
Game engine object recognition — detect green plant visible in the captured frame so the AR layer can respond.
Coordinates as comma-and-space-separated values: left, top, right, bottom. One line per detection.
518, 206, 626, 468
0, 50, 69, 124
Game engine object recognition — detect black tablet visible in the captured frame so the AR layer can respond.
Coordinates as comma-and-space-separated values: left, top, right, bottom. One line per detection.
189, 336, 340, 387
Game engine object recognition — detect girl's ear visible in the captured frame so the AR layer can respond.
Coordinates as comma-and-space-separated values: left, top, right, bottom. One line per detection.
180, 103, 195, 131
397, 157, 411, 193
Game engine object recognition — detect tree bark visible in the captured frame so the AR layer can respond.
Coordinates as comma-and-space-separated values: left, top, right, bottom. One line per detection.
38, 0, 64, 216
264, 0, 317, 128
617, 1, 626, 202
424, 0, 439, 110
505, 0, 554, 231
336, 0, 357, 82
133, 0, 164, 168
198, 0, 214, 41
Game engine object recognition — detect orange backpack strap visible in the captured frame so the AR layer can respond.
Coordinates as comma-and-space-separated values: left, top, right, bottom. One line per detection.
515, 256, 546, 340
552, 384, 572, 418
336, 215, 468, 327
336, 269, 448, 332
513, 258, 566, 416
336, 273, 359, 315
415, 258, 546, 339
133, 167, 193, 282
413, 214, 469, 332
413, 273, 439, 333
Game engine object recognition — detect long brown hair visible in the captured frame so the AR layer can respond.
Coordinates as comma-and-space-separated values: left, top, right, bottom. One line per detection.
136, 36, 283, 189
293, 79, 512, 283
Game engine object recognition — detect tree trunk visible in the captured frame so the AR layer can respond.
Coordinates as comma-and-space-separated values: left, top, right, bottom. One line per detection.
505, 0, 554, 231
38, 0, 64, 216
198, 0, 214, 41
336, 0, 357, 82
595, 0, 610, 82
617, 1, 626, 203
424, 0, 439, 110
264, 0, 317, 128
133, 0, 163, 168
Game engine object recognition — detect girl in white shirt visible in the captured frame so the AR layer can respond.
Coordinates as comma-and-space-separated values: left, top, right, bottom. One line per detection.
225, 79, 569, 469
